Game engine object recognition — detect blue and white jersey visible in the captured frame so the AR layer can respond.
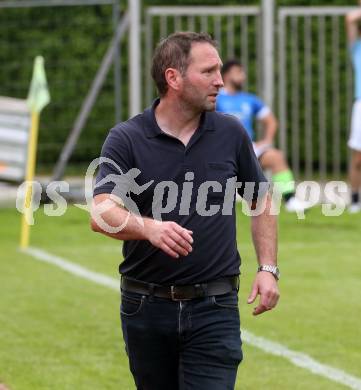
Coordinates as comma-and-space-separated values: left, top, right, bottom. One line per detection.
216, 89, 270, 140
350, 39, 361, 100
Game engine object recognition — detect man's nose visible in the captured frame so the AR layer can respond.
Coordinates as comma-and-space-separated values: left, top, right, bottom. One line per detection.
214, 71, 224, 88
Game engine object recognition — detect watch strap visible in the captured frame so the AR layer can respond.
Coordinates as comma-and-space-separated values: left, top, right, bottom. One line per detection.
258, 264, 280, 280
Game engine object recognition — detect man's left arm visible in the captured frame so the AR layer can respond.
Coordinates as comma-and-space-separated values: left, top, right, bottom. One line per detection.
252, 96, 278, 145
248, 194, 280, 316
258, 112, 278, 145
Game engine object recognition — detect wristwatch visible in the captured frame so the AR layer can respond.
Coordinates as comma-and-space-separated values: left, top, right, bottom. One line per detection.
258, 265, 280, 280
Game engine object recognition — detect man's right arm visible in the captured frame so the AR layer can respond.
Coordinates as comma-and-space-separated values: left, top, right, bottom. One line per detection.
346, 8, 361, 44
90, 193, 193, 258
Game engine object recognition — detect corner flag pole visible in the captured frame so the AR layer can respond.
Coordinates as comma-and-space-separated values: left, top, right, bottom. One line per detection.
20, 56, 50, 249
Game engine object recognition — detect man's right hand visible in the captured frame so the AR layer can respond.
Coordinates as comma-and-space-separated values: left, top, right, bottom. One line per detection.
144, 220, 193, 259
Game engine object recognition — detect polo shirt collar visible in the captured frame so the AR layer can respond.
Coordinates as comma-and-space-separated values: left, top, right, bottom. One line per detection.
143, 98, 215, 138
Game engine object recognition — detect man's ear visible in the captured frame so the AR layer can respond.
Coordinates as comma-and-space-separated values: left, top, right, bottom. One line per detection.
164, 68, 182, 92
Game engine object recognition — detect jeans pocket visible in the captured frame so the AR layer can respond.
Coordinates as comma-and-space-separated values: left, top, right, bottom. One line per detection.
212, 291, 239, 310
121, 293, 145, 317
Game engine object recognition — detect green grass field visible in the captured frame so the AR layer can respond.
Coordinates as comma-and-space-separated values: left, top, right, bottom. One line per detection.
1, 204, 361, 390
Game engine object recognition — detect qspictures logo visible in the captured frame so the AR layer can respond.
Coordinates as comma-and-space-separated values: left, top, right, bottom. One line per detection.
16, 157, 350, 232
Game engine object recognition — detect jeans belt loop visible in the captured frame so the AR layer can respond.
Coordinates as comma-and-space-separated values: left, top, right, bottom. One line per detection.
201, 283, 208, 296
120, 275, 125, 292
194, 283, 203, 298
148, 283, 155, 302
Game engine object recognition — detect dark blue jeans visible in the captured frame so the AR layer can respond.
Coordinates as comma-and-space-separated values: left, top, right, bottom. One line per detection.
120, 289, 243, 390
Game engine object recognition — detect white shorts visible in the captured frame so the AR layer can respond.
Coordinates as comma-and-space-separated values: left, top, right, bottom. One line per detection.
252, 142, 273, 159
348, 99, 361, 152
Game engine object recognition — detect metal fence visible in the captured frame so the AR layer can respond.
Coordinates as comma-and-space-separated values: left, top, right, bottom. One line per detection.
144, 5, 356, 180
278, 7, 355, 180
0, 2, 357, 180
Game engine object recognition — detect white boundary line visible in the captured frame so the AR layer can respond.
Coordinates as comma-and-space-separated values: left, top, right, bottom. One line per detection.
22, 246, 361, 390
22, 246, 119, 290
242, 331, 361, 390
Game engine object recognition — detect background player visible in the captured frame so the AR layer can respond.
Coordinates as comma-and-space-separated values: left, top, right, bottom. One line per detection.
216, 59, 308, 213
346, 4, 361, 213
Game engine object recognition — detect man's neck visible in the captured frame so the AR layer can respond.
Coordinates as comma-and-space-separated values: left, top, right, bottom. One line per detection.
155, 96, 202, 139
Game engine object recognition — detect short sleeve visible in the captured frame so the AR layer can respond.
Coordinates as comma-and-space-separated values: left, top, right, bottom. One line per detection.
237, 130, 269, 202
252, 95, 271, 120
93, 127, 134, 198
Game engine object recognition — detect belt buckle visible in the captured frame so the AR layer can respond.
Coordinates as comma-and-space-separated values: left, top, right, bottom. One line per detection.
170, 285, 190, 301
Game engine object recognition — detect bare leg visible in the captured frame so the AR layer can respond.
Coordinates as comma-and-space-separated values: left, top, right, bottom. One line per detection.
259, 148, 311, 213
349, 150, 361, 194
259, 148, 289, 174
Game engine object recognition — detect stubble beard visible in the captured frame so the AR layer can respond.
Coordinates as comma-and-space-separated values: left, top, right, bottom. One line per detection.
231, 80, 243, 91
181, 81, 215, 113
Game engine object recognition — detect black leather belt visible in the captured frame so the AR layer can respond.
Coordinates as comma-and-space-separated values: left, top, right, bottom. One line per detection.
121, 276, 239, 301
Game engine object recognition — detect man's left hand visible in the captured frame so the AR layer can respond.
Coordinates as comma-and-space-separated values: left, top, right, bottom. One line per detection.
247, 271, 280, 316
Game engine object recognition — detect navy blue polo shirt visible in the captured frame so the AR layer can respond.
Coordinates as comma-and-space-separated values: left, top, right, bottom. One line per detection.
93, 99, 267, 285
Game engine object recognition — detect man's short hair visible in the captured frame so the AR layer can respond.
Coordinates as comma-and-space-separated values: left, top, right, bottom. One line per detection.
151, 32, 217, 97
221, 59, 243, 77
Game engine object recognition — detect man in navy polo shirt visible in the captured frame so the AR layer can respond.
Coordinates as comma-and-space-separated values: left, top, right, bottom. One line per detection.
91, 32, 279, 390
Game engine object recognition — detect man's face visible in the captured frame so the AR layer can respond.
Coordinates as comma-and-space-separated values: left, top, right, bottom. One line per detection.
224, 65, 246, 91
178, 43, 224, 112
